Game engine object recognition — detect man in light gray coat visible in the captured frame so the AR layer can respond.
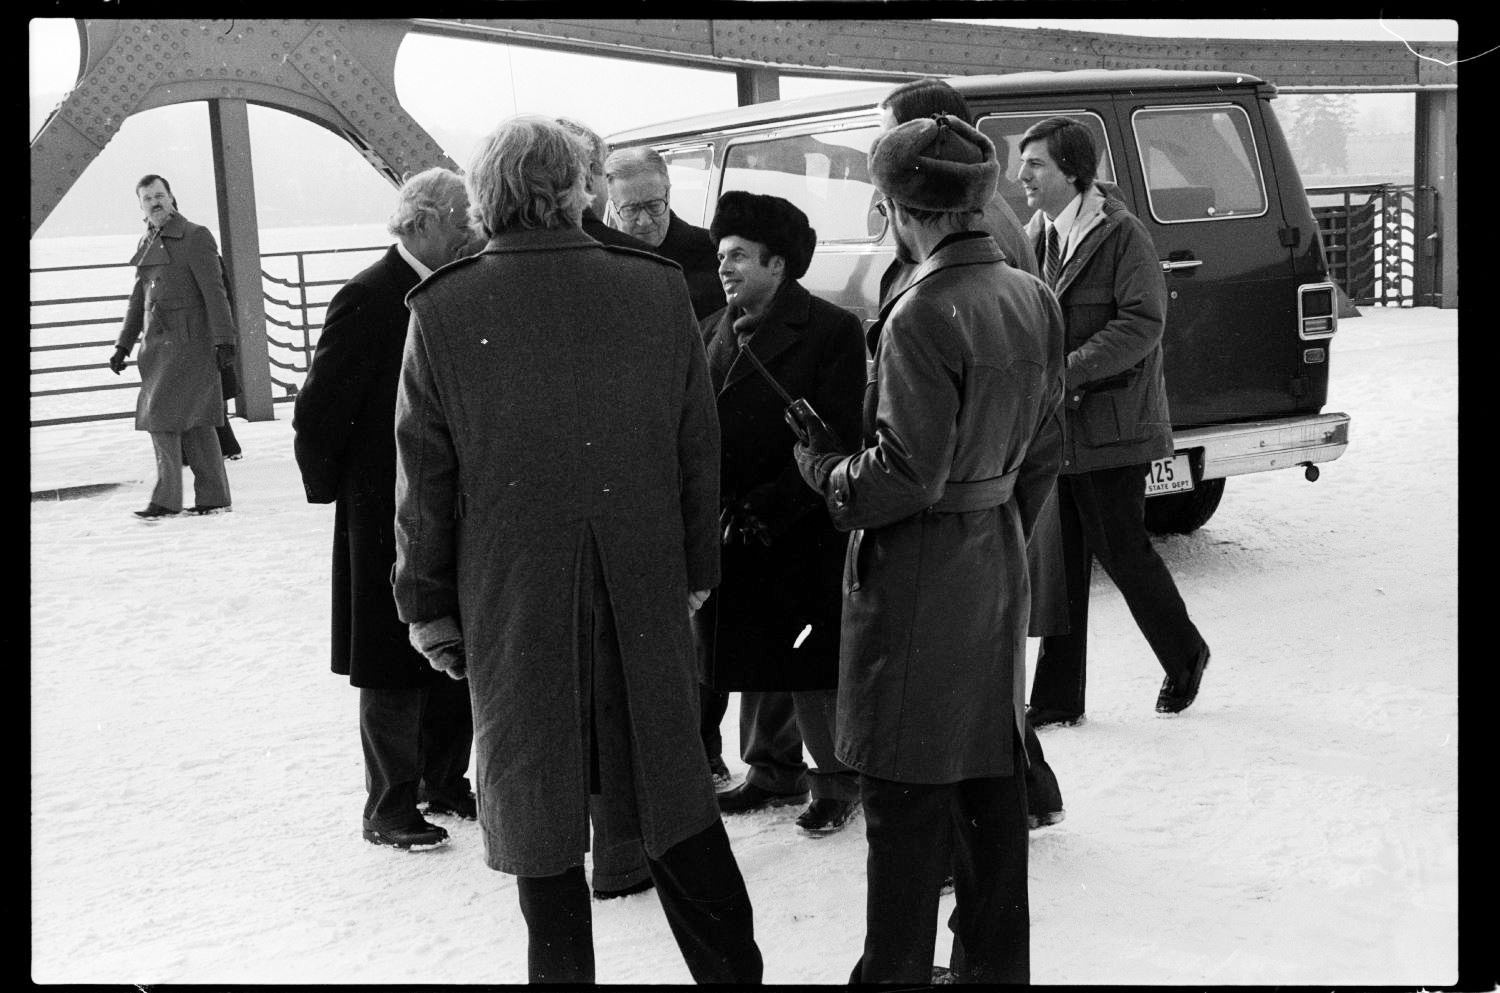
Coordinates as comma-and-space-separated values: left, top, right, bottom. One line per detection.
392, 115, 761, 985
107, 174, 236, 519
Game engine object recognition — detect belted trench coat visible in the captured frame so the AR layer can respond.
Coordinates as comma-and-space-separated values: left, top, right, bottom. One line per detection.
391, 227, 723, 876
115, 213, 236, 432
811, 233, 1065, 784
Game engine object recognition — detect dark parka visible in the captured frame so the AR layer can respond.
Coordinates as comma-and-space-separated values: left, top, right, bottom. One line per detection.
812, 233, 1065, 784
391, 227, 723, 876
115, 213, 236, 432
1024, 188, 1173, 474
292, 246, 445, 689
693, 280, 866, 692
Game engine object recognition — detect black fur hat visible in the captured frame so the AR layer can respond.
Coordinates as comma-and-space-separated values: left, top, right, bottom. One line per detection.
708, 191, 817, 280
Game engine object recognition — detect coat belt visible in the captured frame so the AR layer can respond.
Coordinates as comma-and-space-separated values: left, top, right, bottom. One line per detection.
928, 470, 1019, 513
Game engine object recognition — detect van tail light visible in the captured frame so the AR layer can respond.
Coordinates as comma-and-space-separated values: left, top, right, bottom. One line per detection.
1298, 282, 1338, 340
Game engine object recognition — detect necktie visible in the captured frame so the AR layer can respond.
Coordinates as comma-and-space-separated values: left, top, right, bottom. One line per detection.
1044, 224, 1062, 288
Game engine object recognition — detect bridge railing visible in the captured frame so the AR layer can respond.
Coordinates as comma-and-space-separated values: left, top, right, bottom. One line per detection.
1307, 183, 1436, 308
29, 245, 385, 428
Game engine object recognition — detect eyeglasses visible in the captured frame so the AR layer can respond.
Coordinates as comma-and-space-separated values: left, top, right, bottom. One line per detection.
616, 198, 669, 221
874, 198, 895, 219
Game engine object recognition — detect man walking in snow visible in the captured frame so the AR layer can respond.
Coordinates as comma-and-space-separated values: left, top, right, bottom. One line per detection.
795, 112, 1065, 984
392, 115, 761, 984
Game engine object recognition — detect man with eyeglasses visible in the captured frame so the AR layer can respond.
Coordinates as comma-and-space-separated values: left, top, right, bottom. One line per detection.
604, 146, 726, 320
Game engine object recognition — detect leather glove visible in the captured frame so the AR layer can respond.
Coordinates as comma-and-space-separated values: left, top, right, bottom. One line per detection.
408, 615, 467, 680
215, 343, 236, 370
795, 442, 842, 493
783, 398, 844, 453
108, 346, 129, 375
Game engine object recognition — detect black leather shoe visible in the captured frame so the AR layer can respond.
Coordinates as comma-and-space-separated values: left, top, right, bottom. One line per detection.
716, 780, 809, 815
362, 819, 449, 850
424, 792, 477, 820
795, 798, 859, 835
593, 877, 655, 901
1028, 808, 1066, 830
1156, 646, 1211, 714
186, 504, 231, 515
133, 503, 179, 519
1026, 706, 1085, 728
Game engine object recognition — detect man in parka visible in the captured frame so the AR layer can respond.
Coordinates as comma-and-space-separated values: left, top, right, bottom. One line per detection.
795, 114, 1065, 984
1017, 117, 1212, 723
107, 175, 236, 519
392, 115, 761, 985
696, 191, 866, 835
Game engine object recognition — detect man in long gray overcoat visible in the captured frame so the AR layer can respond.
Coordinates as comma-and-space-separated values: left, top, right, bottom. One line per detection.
391, 115, 761, 985
107, 174, 236, 518
795, 114, 1065, 984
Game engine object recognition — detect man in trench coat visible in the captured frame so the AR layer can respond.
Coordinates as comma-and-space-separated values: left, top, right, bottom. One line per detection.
695, 191, 866, 835
795, 114, 1065, 984
107, 175, 236, 518
392, 115, 761, 985
293, 168, 479, 851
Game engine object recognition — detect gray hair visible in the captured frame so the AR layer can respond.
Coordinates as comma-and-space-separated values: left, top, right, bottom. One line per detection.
555, 117, 607, 176
604, 145, 669, 186
387, 167, 468, 238
467, 115, 589, 236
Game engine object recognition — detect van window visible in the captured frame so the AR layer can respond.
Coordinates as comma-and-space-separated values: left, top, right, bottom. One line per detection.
976, 112, 1116, 222
720, 125, 885, 243
1131, 105, 1268, 223
660, 145, 714, 227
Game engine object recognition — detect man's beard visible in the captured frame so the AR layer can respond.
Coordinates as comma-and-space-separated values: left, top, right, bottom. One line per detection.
892, 224, 916, 265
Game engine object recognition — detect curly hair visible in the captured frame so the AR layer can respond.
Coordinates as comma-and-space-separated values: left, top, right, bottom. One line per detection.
467, 115, 589, 236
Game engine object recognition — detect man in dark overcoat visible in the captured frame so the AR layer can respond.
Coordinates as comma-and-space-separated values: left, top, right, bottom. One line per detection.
604, 145, 726, 320
695, 191, 866, 835
795, 114, 1066, 984
392, 115, 761, 985
1017, 117, 1212, 723
293, 168, 479, 851
107, 175, 236, 519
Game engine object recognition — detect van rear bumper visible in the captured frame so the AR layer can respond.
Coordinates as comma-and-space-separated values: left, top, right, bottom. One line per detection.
1173, 413, 1350, 480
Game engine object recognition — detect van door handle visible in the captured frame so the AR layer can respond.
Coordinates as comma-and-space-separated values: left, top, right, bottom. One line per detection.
1160, 258, 1204, 272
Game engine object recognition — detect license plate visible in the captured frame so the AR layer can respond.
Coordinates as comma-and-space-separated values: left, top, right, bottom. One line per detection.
1144, 454, 1193, 496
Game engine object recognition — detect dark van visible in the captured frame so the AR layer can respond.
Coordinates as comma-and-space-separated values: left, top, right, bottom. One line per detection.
607, 69, 1348, 533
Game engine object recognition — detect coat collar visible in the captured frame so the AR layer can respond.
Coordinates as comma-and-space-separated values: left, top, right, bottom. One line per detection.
1025, 187, 1124, 298
868, 234, 1004, 353
706, 280, 813, 396
130, 211, 190, 267
480, 225, 602, 255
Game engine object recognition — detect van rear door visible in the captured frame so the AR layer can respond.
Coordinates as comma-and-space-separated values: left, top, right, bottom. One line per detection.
1108, 91, 1319, 426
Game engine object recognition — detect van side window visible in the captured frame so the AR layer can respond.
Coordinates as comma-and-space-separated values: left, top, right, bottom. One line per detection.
660, 145, 714, 228
721, 125, 884, 243
975, 112, 1116, 223
1132, 105, 1268, 223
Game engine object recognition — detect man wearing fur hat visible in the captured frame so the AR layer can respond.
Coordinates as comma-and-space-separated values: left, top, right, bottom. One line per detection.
794, 113, 1066, 983
694, 191, 866, 836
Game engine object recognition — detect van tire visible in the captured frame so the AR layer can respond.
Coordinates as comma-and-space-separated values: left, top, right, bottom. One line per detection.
1145, 477, 1225, 535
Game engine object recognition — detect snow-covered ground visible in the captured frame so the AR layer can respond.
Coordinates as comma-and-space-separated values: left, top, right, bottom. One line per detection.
30, 306, 1457, 985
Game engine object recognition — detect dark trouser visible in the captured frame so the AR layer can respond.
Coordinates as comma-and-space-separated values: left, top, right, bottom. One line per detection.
358, 678, 473, 830
700, 683, 730, 761
851, 766, 1029, 984
215, 414, 240, 458
1030, 464, 1207, 716
147, 426, 230, 512
741, 689, 858, 802
1022, 718, 1062, 816
517, 820, 762, 984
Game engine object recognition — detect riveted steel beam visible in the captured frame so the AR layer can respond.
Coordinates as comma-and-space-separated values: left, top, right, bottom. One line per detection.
412, 18, 1457, 88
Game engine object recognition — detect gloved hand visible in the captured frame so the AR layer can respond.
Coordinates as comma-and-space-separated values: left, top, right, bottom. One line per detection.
408, 615, 467, 680
795, 442, 842, 493
108, 346, 129, 375
215, 343, 236, 370
783, 398, 843, 453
